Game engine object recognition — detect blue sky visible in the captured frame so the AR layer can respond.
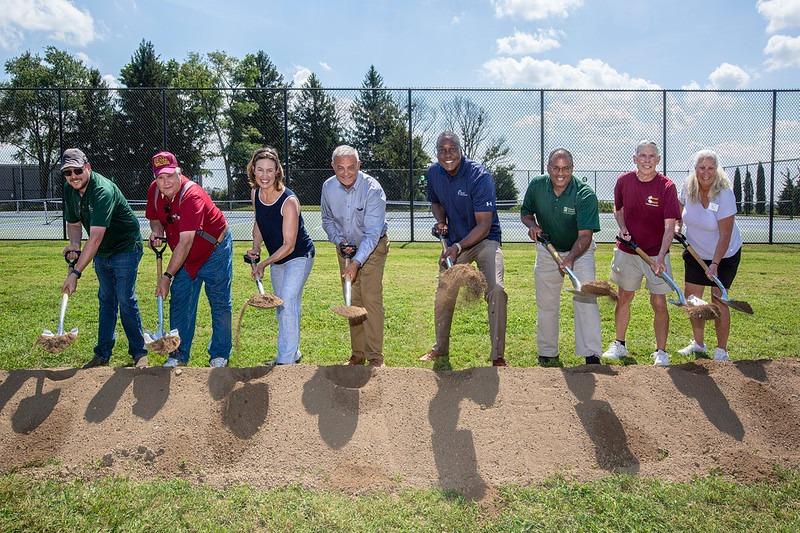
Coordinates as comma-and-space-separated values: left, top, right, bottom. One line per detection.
0, 0, 799, 89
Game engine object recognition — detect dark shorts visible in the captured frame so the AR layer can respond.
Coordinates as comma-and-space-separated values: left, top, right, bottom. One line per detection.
683, 247, 741, 289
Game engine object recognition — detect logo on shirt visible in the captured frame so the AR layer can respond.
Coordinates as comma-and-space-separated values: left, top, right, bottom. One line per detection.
457, 189, 468, 197
486, 201, 493, 207
646, 195, 660, 207
563, 206, 575, 215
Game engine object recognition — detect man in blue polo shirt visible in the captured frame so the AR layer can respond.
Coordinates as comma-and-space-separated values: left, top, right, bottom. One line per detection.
420, 131, 508, 367
521, 148, 602, 367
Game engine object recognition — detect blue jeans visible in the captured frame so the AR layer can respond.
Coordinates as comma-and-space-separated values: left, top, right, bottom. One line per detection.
93, 243, 147, 362
169, 233, 233, 364
270, 254, 314, 364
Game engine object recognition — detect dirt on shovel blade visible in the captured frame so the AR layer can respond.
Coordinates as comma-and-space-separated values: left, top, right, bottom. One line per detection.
247, 293, 283, 309
684, 302, 721, 320
581, 280, 618, 300
332, 305, 368, 322
145, 335, 181, 355
35, 332, 77, 353
440, 264, 487, 302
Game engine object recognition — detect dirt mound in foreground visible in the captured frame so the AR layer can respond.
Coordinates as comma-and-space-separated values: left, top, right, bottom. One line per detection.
2, 359, 800, 500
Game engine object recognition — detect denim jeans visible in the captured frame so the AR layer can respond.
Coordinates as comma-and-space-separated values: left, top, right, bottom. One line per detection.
270, 254, 314, 364
93, 243, 147, 362
169, 233, 233, 364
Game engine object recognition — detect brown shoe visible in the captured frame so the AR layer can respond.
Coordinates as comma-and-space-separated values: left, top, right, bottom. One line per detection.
135, 355, 149, 369
368, 359, 385, 368
346, 355, 365, 365
492, 357, 508, 367
419, 350, 443, 362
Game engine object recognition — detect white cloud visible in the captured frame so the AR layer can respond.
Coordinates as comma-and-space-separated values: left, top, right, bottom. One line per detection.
491, 0, 583, 21
319, 61, 332, 72
75, 51, 92, 65
757, 0, 800, 33
102, 73, 120, 88
292, 65, 312, 87
764, 34, 800, 69
681, 80, 701, 90
451, 14, 462, 24
0, 0, 96, 49
481, 57, 659, 89
496, 29, 562, 55
707, 63, 751, 89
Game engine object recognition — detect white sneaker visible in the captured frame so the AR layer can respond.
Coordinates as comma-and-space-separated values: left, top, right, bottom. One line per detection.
652, 350, 670, 367
713, 348, 730, 362
163, 357, 185, 368
601, 341, 629, 359
678, 340, 707, 356
209, 357, 228, 368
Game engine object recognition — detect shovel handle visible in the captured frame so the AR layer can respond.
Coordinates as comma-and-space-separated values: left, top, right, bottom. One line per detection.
343, 257, 352, 306
338, 242, 357, 260
675, 232, 729, 295
63, 249, 80, 271
244, 253, 265, 294
57, 292, 69, 335
437, 235, 454, 269
149, 237, 168, 258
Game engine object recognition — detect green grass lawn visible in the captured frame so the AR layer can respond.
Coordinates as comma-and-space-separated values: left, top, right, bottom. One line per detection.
1, 241, 798, 370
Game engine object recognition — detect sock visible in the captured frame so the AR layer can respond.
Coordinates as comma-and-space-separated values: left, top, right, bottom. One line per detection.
617, 339, 626, 346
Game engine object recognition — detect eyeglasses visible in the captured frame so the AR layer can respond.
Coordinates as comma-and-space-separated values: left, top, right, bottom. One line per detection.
62, 168, 85, 178
164, 204, 175, 224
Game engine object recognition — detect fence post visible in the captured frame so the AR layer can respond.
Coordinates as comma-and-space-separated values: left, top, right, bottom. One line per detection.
58, 88, 66, 240
662, 90, 667, 176
407, 89, 414, 242
283, 88, 290, 186
539, 90, 545, 175
161, 89, 168, 149
769, 90, 777, 244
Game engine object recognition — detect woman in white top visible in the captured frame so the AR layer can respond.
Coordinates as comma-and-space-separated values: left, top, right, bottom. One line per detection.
676, 149, 743, 361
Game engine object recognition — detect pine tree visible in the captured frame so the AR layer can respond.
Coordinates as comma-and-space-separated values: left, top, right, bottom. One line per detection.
777, 171, 794, 216
743, 168, 754, 214
289, 73, 342, 204
65, 69, 116, 181
733, 167, 742, 213
756, 161, 766, 215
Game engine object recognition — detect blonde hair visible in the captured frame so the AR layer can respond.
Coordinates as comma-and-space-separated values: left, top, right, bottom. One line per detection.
247, 147, 285, 191
684, 149, 731, 204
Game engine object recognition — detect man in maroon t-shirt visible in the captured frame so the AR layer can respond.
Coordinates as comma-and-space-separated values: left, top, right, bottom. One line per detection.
145, 151, 232, 368
602, 141, 681, 367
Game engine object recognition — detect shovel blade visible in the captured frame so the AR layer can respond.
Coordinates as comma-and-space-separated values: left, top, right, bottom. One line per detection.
726, 299, 754, 315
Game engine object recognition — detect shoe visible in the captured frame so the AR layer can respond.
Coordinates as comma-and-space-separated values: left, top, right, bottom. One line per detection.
134, 356, 149, 369
346, 355, 365, 366
678, 340, 707, 356
210, 357, 228, 368
714, 348, 730, 362
585, 355, 601, 365
163, 357, 185, 368
538, 356, 558, 366
419, 350, 443, 362
602, 341, 629, 359
82, 356, 109, 369
492, 357, 508, 367
368, 359, 385, 368
652, 349, 670, 367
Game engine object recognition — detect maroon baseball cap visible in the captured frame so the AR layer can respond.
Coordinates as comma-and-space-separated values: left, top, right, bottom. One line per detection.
151, 151, 179, 176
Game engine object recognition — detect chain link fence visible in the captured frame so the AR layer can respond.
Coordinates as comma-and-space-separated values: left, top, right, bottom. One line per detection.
1, 88, 798, 242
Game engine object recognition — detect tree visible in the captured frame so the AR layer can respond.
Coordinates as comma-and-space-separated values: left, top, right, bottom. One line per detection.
743, 168, 753, 215
777, 170, 794, 216
0, 47, 94, 197
288, 73, 342, 203
439, 96, 518, 203
206, 51, 241, 198
64, 69, 116, 173
756, 161, 766, 215
733, 167, 742, 213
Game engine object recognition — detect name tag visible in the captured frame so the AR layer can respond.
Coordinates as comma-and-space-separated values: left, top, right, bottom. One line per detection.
562, 206, 575, 215
708, 202, 719, 212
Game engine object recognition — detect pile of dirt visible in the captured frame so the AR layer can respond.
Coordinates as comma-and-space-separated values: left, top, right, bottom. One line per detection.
2, 358, 800, 500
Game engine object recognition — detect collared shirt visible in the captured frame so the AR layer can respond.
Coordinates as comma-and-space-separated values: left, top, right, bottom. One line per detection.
320, 171, 388, 266
521, 174, 600, 252
63, 171, 141, 257
426, 156, 501, 245
614, 171, 681, 256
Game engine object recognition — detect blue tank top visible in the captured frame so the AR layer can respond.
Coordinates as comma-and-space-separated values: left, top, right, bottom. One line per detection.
254, 187, 314, 265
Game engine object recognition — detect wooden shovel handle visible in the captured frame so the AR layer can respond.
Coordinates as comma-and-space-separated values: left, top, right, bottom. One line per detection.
675, 233, 708, 269
616, 236, 655, 267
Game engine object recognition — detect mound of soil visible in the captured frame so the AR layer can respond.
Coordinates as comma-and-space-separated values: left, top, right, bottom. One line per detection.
2, 359, 800, 500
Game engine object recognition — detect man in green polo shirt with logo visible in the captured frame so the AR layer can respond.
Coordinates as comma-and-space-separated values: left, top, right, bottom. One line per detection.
60, 148, 148, 369
520, 148, 602, 366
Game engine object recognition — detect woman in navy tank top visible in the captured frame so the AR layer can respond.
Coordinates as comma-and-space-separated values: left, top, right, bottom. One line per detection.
246, 147, 315, 364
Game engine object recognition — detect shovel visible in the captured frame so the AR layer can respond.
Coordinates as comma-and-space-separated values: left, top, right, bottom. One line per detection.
143, 239, 180, 354
433, 226, 487, 299
243, 253, 283, 309
433, 226, 454, 268
36, 251, 79, 353
673, 232, 753, 315
616, 236, 719, 320
332, 243, 368, 321
536, 233, 617, 300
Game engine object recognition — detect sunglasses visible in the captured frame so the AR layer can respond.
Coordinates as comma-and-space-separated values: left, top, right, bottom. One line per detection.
62, 167, 85, 178
164, 204, 175, 224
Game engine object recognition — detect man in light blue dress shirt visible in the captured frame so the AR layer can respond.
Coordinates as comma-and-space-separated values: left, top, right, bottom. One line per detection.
321, 145, 389, 367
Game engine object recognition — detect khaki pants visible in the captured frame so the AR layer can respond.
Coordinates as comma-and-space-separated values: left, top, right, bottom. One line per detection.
433, 239, 507, 360
535, 242, 602, 358
336, 235, 388, 364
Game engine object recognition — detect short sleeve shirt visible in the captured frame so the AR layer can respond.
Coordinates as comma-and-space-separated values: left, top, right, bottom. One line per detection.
426, 157, 501, 245
679, 186, 742, 259
145, 176, 227, 279
614, 171, 681, 256
63, 171, 141, 257
521, 175, 600, 252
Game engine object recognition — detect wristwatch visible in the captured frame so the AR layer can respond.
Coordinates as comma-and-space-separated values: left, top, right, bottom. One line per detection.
163, 271, 174, 281
70, 269, 82, 279
454, 242, 462, 255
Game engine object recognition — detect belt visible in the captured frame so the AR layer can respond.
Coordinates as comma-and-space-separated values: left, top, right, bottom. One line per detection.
197, 226, 229, 247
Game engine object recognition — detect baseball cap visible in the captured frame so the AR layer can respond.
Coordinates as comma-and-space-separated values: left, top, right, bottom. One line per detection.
151, 151, 179, 176
60, 148, 88, 170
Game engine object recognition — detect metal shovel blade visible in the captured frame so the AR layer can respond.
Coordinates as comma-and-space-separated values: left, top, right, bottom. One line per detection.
709, 275, 754, 315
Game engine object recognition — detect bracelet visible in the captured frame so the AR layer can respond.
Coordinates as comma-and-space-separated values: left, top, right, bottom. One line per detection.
163, 272, 174, 281
710, 261, 719, 266
70, 269, 81, 279
454, 242, 462, 255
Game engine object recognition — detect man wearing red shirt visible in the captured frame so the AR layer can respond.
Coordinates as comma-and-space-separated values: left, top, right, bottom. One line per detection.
602, 141, 681, 367
145, 151, 232, 368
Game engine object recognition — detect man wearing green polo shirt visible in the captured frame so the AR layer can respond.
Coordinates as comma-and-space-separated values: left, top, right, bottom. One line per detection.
60, 148, 148, 369
520, 148, 602, 366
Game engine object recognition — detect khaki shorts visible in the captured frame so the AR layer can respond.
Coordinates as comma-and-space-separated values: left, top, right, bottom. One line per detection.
610, 248, 672, 294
